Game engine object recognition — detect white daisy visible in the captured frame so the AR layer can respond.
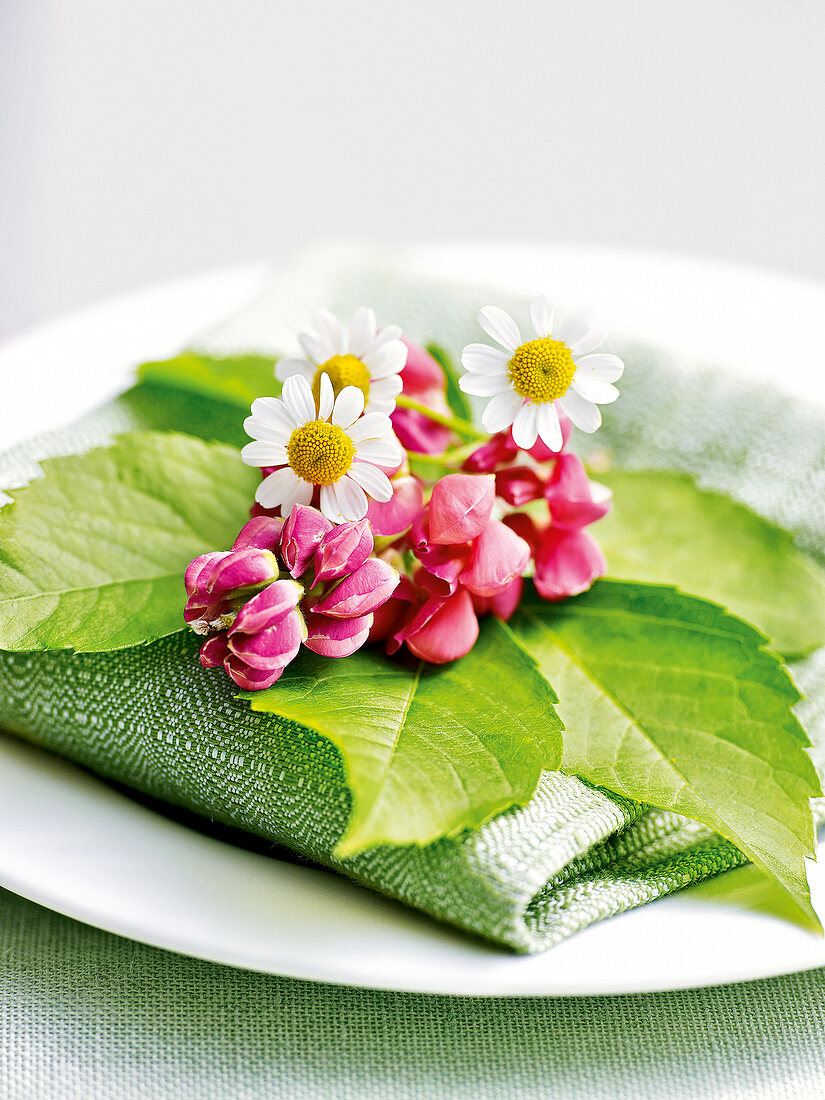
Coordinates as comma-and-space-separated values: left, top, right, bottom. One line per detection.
275, 307, 407, 417
242, 374, 403, 523
458, 296, 624, 451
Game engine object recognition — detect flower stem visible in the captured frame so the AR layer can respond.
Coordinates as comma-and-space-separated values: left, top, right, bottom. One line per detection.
395, 395, 487, 442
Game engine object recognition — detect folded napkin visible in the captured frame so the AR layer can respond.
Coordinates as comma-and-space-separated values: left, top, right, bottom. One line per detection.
1, 243, 823, 952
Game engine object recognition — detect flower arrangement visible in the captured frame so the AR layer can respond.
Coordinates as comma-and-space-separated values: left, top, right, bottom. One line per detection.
1, 289, 823, 936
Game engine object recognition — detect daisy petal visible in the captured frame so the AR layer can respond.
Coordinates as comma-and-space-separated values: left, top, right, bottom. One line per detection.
304, 310, 345, 360
332, 385, 365, 429
571, 377, 620, 404
348, 413, 394, 442
478, 306, 521, 353
347, 307, 377, 358
370, 375, 403, 401
281, 477, 314, 514
354, 437, 403, 465
481, 390, 523, 433
574, 353, 625, 383
560, 389, 602, 433
365, 398, 396, 415
320, 484, 345, 524
275, 358, 315, 384
334, 476, 369, 521
256, 467, 301, 508
556, 305, 608, 357
529, 295, 555, 338
317, 371, 334, 419
367, 324, 403, 352
460, 343, 510, 374
348, 461, 393, 502
512, 403, 539, 450
537, 403, 563, 451
458, 372, 510, 397
282, 375, 316, 424
363, 340, 407, 379
241, 441, 288, 467
250, 396, 299, 433
243, 417, 290, 445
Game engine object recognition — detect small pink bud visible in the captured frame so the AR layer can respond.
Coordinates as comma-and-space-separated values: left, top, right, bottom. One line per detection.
280, 504, 334, 578
460, 520, 531, 598
223, 654, 288, 691
311, 559, 400, 619
303, 612, 373, 658
366, 475, 424, 537
495, 466, 545, 507
206, 547, 279, 599
231, 579, 303, 634
471, 575, 523, 621
228, 607, 305, 670
533, 527, 607, 602
232, 515, 284, 552
402, 590, 479, 664
185, 551, 229, 597
428, 474, 495, 545
199, 632, 230, 668
313, 518, 373, 586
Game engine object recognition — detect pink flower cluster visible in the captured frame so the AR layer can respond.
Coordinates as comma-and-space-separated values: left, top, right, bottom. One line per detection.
185, 338, 613, 686
184, 509, 399, 690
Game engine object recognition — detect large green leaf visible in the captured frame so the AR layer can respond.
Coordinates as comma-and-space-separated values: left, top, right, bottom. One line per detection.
511, 580, 821, 928
0, 432, 258, 652
244, 617, 563, 857
596, 470, 825, 658
137, 351, 280, 409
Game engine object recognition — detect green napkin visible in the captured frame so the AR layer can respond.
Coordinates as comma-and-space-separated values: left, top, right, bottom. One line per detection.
1, 245, 823, 952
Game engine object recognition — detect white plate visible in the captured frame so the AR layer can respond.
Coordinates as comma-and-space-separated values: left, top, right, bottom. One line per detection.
2, 244, 825, 997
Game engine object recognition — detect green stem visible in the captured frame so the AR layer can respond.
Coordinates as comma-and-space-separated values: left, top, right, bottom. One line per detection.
395, 394, 487, 442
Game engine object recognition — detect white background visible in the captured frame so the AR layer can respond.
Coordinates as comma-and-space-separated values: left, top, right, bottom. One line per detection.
1, 0, 824, 336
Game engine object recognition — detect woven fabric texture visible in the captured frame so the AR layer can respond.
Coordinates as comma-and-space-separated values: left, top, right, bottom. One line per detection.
1, 246, 824, 954
2, 885, 825, 1100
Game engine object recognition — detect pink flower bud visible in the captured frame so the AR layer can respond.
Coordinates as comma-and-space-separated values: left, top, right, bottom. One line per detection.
459, 520, 531, 598
311, 559, 400, 619
313, 518, 373, 586
199, 632, 230, 669
533, 527, 607, 602
223, 653, 288, 691
428, 474, 495, 545
185, 551, 229, 596
280, 504, 334, 578
544, 454, 612, 529
231, 579, 303, 634
462, 433, 517, 473
401, 590, 479, 664
205, 547, 279, 600
366, 476, 424, 537
390, 339, 452, 455
227, 606, 305, 670
303, 611, 373, 658
232, 515, 284, 552
494, 466, 545, 507
471, 575, 523, 621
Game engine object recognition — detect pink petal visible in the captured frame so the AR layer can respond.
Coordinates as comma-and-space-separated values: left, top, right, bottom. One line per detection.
206, 548, 279, 599
399, 338, 446, 393
366, 476, 424, 537
472, 576, 523, 621
313, 518, 374, 585
184, 551, 229, 597
228, 609, 305, 669
459, 520, 531, 598
280, 504, 335, 578
462, 432, 519, 473
230, 581, 303, 634
494, 466, 545, 507
199, 632, 230, 668
404, 590, 479, 664
303, 612, 373, 658
311, 559, 400, 619
223, 654, 289, 691
428, 474, 495, 545
232, 515, 285, 552
533, 528, 607, 602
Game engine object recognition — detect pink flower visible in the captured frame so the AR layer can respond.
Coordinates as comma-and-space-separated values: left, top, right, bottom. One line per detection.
185, 504, 401, 685
199, 580, 305, 690
390, 339, 452, 455
464, 418, 611, 603
377, 473, 531, 663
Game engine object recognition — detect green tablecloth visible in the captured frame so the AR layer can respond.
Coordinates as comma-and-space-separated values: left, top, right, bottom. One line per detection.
2, 887, 824, 1099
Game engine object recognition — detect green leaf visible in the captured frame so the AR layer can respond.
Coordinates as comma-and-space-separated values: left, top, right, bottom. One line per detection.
137, 351, 280, 409
0, 432, 258, 652
426, 342, 473, 422
596, 470, 825, 658
510, 580, 822, 929
243, 617, 563, 857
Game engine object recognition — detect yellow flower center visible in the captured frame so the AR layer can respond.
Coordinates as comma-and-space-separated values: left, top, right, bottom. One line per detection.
507, 337, 576, 404
312, 355, 371, 406
286, 420, 355, 486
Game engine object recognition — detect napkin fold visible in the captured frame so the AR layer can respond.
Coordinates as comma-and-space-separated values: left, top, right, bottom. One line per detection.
1, 243, 823, 952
